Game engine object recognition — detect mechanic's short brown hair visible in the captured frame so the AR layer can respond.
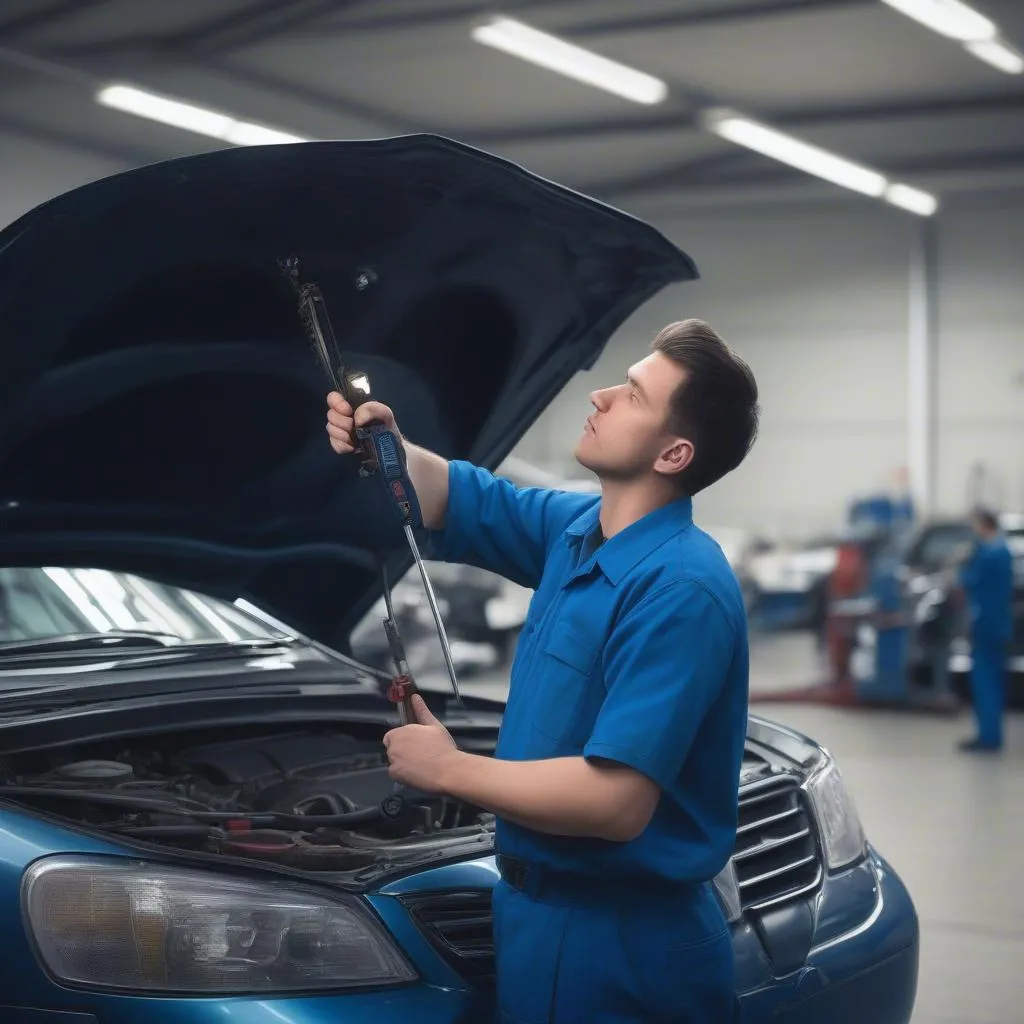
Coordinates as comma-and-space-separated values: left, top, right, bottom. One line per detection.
652, 319, 760, 495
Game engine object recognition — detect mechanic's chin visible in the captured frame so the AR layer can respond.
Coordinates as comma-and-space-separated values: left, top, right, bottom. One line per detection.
574, 432, 597, 471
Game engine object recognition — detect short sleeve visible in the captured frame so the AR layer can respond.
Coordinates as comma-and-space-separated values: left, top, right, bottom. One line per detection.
584, 581, 738, 791
425, 460, 596, 590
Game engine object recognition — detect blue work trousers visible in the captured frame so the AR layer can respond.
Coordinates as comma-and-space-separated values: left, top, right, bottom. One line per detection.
492, 878, 736, 1023
969, 640, 1007, 748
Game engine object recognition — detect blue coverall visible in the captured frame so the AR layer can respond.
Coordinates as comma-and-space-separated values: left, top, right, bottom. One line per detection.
960, 535, 1014, 748
428, 462, 749, 1023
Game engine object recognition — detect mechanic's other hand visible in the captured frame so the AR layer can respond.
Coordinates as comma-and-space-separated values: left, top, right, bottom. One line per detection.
383, 696, 459, 794
326, 392, 400, 455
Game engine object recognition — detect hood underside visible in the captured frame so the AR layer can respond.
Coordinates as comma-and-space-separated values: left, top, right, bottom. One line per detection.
0, 135, 696, 645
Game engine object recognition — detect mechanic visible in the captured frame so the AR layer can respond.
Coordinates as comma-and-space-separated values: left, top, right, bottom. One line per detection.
326, 319, 760, 1023
957, 507, 1013, 753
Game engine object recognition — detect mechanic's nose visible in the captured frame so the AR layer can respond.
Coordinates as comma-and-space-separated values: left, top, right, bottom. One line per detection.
590, 387, 612, 411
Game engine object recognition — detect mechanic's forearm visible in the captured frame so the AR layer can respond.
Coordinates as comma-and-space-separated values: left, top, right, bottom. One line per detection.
439, 751, 648, 842
401, 441, 450, 530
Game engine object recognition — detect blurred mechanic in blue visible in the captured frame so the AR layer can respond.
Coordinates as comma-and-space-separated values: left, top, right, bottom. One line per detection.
958, 507, 1014, 753
327, 319, 759, 1022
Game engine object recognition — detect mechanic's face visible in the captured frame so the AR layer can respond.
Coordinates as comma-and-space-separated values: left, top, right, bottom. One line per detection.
575, 351, 694, 485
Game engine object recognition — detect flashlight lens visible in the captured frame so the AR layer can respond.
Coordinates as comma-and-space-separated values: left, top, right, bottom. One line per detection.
348, 373, 371, 395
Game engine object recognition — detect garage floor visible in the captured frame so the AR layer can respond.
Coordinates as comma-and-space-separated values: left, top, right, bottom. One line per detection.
447, 630, 1023, 1024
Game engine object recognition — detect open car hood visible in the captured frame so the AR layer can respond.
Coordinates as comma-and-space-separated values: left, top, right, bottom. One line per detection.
0, 135, 696, 647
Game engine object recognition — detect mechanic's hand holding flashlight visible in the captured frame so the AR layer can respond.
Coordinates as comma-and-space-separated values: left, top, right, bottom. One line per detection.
325, 391, 401, 454
325, 393, 451, 531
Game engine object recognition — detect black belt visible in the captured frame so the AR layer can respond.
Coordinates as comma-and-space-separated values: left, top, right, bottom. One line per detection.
496, 853, 701, 906
496, 853, 530, 891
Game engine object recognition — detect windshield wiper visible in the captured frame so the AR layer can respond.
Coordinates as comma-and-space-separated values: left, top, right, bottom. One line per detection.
0, 632, 181, 654
97, 639, 297, 669
0, 636, 298, 672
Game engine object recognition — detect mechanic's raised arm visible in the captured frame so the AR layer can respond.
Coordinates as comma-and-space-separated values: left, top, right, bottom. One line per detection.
325, 392, 593, 589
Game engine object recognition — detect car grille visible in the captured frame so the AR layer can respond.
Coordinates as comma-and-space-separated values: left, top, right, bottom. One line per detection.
400, 890, 495, 985
733, 774, 823, 912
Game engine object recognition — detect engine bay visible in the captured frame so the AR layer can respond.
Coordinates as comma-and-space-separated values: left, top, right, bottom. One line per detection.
0, 728, 494, 876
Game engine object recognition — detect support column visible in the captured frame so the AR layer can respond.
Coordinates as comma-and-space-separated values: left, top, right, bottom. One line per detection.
907, 218, 938, 517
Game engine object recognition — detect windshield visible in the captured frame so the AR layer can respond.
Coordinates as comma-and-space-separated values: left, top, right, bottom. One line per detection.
0, 568, 291, 646
901, 523, 973, 570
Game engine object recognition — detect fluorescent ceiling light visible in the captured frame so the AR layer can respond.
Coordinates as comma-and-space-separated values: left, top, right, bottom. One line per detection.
965, 38, 1024, 73
97, 84, 308, 146
703, 108, 938, 216
703, 109, 888, 197
471, 16, 668, 105
885, 183, 939, 216
880, 0, 997, 42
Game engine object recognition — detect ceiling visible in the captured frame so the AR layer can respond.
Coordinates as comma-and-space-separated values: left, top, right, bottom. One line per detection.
2, 0, 1024, 215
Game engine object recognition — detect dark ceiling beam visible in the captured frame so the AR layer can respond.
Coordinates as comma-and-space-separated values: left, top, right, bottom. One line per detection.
0, 113, 157, 165
0, 41, 416, 136
590, 147, 1024, 199
587, 153, 751, 200
467, 111, 696, 145
47, 0, 554, 56
207, 58, 423, 132
565, 0, 869, 38
0, 0, 108, 39
162, 0, 358, 55
779, 90, 1024, 127
305, 0, 556, 35
462, 89, 1024, 146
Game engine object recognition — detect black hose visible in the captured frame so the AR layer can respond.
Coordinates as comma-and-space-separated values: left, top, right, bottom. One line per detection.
0, 786, 394, 829
267, 805, 385, 828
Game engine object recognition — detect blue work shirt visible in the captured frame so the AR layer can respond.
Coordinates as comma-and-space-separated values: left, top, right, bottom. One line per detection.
427, 461, 749, 887
960, 537, 1014, 647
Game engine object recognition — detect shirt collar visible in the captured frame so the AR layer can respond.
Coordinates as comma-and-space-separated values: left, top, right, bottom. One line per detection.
565, 495, 694, 585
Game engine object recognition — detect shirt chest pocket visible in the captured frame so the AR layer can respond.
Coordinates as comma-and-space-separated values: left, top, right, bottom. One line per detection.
530, 620, 604, 745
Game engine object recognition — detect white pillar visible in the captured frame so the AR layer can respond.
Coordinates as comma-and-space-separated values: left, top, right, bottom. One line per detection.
907, 218, 938, 517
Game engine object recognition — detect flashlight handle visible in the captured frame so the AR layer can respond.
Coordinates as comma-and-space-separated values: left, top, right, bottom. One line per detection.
356, 422, 424, 531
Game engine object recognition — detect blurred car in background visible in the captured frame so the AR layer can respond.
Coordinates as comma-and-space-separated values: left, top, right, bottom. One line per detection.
748, 535, 839, 630
351, 458, 598, 675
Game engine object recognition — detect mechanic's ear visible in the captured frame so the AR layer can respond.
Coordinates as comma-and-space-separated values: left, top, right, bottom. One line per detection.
654, 438, 694, 479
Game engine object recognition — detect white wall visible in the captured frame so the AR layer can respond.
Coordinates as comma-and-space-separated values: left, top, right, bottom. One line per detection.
936, 195, 1024, 515
515, 194, 1024, 540
0, 131, 124, 229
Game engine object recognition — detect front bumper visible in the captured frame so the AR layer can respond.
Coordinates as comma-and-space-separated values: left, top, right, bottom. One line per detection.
11, 987, 489, 1024
737, 850, 918, 1024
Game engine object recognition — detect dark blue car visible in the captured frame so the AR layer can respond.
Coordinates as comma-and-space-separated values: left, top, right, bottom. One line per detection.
0, 136, 918, 1022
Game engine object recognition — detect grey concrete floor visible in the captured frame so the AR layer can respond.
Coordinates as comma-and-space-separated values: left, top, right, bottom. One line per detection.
434, 630, 1024, 1024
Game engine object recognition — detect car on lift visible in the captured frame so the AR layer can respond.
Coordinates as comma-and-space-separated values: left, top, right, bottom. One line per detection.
0, 138, 917, 1024
845, 514, 1024, 707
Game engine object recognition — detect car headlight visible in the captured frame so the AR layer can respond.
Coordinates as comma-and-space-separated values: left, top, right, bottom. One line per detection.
22, 857, 417, 994
804, 758, 866, 870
